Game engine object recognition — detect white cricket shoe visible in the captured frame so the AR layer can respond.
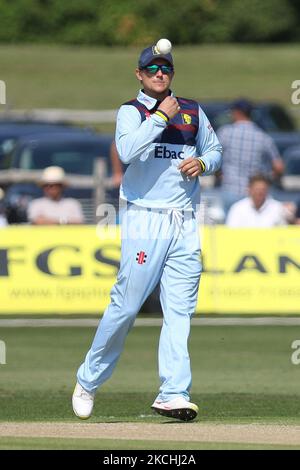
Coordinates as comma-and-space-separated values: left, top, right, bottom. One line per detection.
72, 382, 95, 419
151, 396, 198, 422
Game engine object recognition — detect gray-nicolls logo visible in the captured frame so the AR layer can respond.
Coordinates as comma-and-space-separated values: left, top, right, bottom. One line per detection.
291, 80, 300, 105
0, 80, 6, 105
0, 340, 6, 365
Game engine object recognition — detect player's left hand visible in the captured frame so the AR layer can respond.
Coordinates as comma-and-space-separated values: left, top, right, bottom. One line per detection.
178, 157, 204, 178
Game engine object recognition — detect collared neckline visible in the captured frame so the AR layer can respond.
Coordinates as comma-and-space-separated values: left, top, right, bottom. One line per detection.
137, 89, 174, 110
235, 120, 256, 127
250, 196, 272, 213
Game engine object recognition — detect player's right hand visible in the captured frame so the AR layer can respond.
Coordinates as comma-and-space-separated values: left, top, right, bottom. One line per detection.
158, 96, 180, 120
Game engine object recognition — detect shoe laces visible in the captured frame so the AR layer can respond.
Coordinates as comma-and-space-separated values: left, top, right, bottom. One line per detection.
78, 387, 93, 401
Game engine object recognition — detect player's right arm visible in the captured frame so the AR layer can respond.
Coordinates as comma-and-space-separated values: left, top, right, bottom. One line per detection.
116, 105, 167, 165
116, 97, 179, 165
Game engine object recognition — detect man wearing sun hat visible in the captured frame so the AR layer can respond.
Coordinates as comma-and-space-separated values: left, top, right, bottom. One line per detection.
27, 166, 84, 225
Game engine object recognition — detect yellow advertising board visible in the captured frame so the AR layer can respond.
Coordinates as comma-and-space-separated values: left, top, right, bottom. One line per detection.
0, 225, 299, 314
198, 225, 300, 314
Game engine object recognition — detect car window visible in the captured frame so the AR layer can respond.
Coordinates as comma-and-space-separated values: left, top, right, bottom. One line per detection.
201, 102, 297, 132
286, 158, 300, 174
252, 106, 296, 132
213, 111, 232, 128
15, 141, 110, 175
268, 106, 296, 131
50, 151, 95, 174
0, 138, 16, 154
284, 147, 300, 175
0, 138, 17, 169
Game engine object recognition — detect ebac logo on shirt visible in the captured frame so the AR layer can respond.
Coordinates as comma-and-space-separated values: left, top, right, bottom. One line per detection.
154, 145, 184, 159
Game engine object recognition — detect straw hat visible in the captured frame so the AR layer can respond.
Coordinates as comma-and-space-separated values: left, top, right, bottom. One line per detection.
40, 166, 67, 186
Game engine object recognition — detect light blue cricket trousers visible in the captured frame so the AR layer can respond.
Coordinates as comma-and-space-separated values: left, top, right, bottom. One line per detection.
77, 203, 202, 402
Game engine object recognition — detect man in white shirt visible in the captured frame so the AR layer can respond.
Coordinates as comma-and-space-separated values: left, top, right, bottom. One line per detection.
28, 166, 84, 225
226, 174, 286, 228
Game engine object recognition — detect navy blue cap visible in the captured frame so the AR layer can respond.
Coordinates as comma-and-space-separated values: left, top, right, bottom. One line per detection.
231, 98, 253, 116
138, 45, 173, 68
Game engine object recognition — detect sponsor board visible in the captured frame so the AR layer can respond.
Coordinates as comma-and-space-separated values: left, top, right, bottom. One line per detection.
0, 226, 299, 314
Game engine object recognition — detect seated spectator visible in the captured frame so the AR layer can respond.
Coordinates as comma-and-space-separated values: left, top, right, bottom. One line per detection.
28, 166, 84, 225
0, 187, 8, 227
226, 174, 287, 227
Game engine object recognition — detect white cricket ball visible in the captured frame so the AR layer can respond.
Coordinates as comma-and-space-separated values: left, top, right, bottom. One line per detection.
155, 38, 172, 55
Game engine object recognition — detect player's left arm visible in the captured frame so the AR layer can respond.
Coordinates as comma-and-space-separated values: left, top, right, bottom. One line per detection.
179, 106, 223, 177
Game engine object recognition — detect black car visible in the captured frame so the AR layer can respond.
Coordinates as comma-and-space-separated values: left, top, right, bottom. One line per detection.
1, 131, 115, 224
0, 121, 92, 169
8, 131, 113, 174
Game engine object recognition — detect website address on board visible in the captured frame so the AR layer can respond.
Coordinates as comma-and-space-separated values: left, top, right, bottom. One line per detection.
9, 286, 111, 300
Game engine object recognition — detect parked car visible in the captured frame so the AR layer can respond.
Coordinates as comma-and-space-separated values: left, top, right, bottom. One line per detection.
8, 131, 113, 174
283, 145, 300, 175
1, 131, 115, 224
0, 121, 92, 169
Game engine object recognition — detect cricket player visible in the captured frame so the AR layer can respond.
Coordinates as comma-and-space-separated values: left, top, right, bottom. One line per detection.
72, 41, 222, 421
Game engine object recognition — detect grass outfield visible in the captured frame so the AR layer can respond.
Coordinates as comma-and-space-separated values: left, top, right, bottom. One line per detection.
0, 325, 299, 424
1, 437, 300, 451
0, 44, 299, 131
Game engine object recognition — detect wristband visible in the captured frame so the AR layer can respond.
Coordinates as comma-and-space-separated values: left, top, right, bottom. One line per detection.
155, 109, 169, 122
197, 158, 206, 173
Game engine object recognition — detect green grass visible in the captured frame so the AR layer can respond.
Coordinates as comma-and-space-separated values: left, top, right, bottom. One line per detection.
1, 437, 299, 451
0, 325, 300, 423
0, 44, 299, 130
1, 324, 300, 449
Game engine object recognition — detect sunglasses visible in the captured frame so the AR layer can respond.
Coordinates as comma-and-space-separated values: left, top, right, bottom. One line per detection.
141, 64, 174, 75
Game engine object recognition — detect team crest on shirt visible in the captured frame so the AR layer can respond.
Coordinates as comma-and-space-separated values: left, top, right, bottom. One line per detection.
181, 113, 192, 125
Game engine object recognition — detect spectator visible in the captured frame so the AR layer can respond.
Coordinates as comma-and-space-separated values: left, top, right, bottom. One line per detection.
226, 174, 287, 227
28, 166, 84, 225
217, 98, 284, 211
0, 187, 7, 227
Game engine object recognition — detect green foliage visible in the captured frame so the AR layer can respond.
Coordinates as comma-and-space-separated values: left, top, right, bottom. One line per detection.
0, 0, 299, 44
209, 0, 297, 43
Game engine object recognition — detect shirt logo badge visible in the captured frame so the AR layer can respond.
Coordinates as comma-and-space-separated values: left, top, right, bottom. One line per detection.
182, 113, 192, 125
152, 46, 160, 56
136, 251, 147, 265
